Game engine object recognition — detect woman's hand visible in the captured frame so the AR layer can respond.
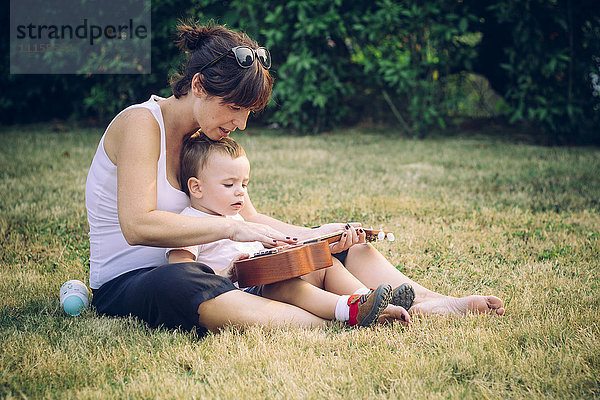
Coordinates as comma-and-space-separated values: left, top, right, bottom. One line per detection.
230, 220, 298, 248
306, 222, 365, 254
308, 222, 360, 237
328, 223, 366, 254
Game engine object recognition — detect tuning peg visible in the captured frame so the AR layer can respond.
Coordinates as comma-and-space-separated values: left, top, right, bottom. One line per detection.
386, 232, 395, 242
377, 229, 385, 241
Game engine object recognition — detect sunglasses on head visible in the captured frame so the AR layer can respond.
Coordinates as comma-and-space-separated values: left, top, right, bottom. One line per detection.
199, 46, 271, 72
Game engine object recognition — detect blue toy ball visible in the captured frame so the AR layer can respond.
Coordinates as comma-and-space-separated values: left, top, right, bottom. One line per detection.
63, 295, 86, 316
59, 279, 89, 316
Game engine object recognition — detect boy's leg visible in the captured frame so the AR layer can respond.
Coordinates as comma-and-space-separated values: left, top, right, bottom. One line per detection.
301, 257, 413, 326
301, 258, 365, 295
197, 289, 327, 333
261, 277, 393, 327
261, 278, 339, 320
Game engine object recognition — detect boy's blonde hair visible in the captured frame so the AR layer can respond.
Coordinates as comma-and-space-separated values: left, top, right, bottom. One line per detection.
179, 133, 246, 196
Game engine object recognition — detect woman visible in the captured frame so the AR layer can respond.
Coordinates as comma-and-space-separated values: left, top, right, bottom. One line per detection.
86, 22, 503, 334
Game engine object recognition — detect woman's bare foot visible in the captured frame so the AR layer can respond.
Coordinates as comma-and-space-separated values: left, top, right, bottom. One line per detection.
378, 305, 411, 326
410, 295, 504, 316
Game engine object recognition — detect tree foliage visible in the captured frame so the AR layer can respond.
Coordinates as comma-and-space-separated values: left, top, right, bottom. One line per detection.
470, 0, 600, 144
1, 0, 598, 143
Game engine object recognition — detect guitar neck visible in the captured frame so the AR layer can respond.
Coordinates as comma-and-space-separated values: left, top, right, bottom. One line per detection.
302, 228, 393, 245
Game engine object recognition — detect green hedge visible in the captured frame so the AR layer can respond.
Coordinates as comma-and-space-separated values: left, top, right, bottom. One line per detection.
470, 0, 600, 144
1, 0, 598, 143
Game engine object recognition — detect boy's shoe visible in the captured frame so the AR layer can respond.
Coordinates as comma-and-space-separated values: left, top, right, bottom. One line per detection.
390, 283, 415, 311
347, 284, 392, 327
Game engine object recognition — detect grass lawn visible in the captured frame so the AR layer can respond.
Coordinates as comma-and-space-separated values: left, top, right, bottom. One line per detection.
1, 124, 599, 399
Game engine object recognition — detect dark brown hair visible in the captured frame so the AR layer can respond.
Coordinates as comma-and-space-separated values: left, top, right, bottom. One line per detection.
179, 133, 247, 196
170, 21, 273, 111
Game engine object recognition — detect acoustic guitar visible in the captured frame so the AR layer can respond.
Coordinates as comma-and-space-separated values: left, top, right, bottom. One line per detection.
235, 228, 394, 287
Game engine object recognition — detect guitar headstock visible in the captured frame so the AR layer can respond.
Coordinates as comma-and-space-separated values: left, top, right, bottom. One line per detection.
363, 228, 395, 242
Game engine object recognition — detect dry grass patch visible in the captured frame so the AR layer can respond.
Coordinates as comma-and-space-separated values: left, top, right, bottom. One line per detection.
1, 125, 599, 399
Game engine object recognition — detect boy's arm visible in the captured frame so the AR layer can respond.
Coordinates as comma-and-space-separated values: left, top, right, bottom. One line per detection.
167, 246, 248, 283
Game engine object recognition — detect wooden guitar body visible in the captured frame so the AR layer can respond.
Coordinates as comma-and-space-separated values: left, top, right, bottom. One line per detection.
234, 228, 393, 287
236, 240, 333, 287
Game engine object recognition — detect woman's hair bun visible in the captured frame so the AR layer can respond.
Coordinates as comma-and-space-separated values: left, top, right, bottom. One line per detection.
169, 21, 272, 110
174, 22, 214, 52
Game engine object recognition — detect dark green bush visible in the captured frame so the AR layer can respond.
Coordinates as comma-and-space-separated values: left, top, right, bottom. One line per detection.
2, 0, 598, 143
197, 0, 480, 133
471, 0, 600, 144
346, 0, 480, 133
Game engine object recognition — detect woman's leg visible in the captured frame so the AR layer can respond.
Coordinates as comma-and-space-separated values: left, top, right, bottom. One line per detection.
197, 289, 327, 333
343, 243, 505, 316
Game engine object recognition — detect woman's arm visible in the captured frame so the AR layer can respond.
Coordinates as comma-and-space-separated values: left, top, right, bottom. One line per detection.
239, 193, 313, 238
106, 109, 291, 248
240, 193, 365, 252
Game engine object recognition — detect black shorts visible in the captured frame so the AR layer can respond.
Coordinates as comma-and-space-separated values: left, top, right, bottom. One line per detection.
91, 262, 236, 333
332, 249, 348, 264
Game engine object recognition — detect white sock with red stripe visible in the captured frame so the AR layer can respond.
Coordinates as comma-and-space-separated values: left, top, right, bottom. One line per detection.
334, 288, 371, 322
334, 295, 350, 321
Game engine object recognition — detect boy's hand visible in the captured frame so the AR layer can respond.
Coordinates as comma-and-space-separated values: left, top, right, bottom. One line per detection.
219, 253, 250, 283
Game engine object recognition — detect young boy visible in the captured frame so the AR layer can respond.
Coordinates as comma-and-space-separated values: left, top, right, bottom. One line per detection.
167, 134, 411, 327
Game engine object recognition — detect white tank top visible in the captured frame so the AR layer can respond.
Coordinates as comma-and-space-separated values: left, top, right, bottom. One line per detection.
85, 95, 190, 289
